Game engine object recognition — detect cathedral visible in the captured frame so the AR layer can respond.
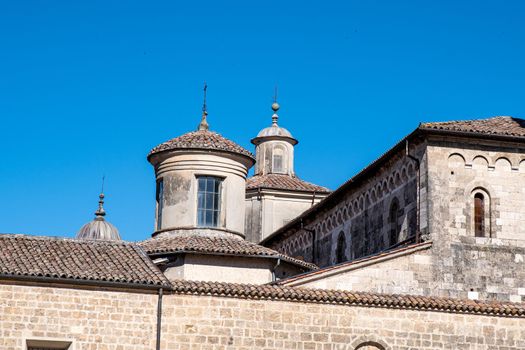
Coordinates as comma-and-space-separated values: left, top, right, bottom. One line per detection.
1, 95, 525, 350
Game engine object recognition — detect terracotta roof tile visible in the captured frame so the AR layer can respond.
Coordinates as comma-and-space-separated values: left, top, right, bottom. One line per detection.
148, 130, 255, 160
0, 234, 171, 289
246, 174, 330, 193
139, 235, 317, 270
420, 116, 525, 137
170, 280, 525, 317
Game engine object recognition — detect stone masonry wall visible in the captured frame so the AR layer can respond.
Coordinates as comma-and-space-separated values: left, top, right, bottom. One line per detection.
0, 283, 158, 350
268, 141, 426, 268
427, 136, 525, 302
2, 282, 525, 349
290, 244, 434, 296
161, 293, 525, 350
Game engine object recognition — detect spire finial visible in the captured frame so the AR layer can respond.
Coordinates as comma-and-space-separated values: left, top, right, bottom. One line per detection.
198, 82, 209, 131
271, 85, 280, 125
95, 176, 106, 220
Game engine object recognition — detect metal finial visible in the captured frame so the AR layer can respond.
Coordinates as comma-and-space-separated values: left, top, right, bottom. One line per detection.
198, 82, 209, 131
271, 86, 280, 125
95, 178, 106, 219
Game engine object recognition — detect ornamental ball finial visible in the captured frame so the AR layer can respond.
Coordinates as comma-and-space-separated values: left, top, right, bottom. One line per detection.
271, 102, 280, 112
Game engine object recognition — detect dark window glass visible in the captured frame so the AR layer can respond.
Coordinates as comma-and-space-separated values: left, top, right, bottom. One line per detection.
474, 193, 485, 237
156, 179, 164, 231
336, 231, 346, 264
197, 176, 222, 227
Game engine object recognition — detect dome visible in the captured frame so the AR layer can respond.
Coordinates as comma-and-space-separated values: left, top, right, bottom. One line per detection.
77, 194, 121, 241
256, 124, 294, 138
148, 129, 255, 162
251, 102, 298, 146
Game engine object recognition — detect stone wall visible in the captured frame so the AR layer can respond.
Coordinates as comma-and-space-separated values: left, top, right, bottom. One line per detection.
160, 292, 525, 349
283, 243, 434, 296
267, 141, 426, 268
426, 136, 525, 302
0, 283, 158, 350
2, 282, 525, 349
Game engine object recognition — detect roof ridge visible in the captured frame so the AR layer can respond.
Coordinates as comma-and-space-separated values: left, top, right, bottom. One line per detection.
170, 279, 525, 317
0, 233, 132, 246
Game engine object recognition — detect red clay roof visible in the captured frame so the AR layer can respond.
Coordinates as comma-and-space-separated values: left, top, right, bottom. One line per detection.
148, 130, 255, 161
0, 234, 171, 289
420, 116, 525, 137
246, 174, 330, 193
171, 280, 525, 317
139, 235, 317, 270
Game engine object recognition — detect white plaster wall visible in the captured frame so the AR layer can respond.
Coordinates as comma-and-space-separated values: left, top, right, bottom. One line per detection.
245, 191, 327, 243
152, 151, 251, 236
164, 254, 274, 284
255, 140, 295, 176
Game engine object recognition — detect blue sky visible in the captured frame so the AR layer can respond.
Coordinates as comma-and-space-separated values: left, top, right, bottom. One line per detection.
1, 1, 524, 241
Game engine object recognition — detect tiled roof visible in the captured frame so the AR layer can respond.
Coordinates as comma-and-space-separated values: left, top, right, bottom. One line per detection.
148, 130, 255, 160
246, 174, 330, 193
139, 235, 317, 270
420, 116, 525, 138
0, 234, 171, 289
170, 280, 525, 317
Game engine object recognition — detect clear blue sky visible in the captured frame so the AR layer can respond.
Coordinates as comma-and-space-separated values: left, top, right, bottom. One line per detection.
1, 1, 524, 241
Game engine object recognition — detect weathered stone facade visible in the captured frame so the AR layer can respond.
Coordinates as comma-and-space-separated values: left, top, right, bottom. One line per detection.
264, 123, 525, 303
426, 135, 525, 302
3, 282, 525, 350
264, 140, 425, 268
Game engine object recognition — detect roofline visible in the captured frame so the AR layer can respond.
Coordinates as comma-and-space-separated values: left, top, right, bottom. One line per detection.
245, 185, 331, 195
419, 126, 525, 143
170, 280, 525, 317
0, 273, 172, 291
146, 249, 317, 270
260, 127, 423, 245
251, 135, 299, 146
261, 123, 525, 246
147, 146, 256, 164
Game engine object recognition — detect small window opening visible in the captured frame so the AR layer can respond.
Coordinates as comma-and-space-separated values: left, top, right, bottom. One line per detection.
389, 199, 400, 246
272, 148, 285, 173
474, 193, 485, 237
336, 231, 347, 263
197, 176, 222, 227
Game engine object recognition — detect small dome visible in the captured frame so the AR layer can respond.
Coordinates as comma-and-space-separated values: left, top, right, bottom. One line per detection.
251, 101, 298, 145
257, 124, 294, 138
148, 129, 255, 162
77, 194, 121, 241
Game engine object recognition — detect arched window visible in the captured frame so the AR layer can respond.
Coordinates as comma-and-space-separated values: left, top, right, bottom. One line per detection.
389, 198, 399, 246
355, 342, 385, 350
335, 231, 346, 263
272, 147, 285, 174
474, 193, 485, 237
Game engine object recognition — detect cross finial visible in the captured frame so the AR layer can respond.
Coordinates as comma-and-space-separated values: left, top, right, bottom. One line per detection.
202, 82, 208, 115
198, 82, 210, 131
